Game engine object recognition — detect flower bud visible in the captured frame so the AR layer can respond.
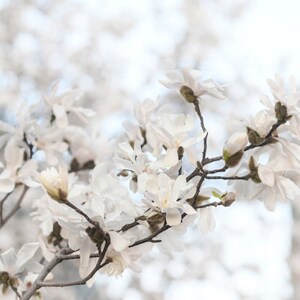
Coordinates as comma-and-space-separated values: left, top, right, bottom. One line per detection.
275, 101, 291, 123
180, 85, 197, 103
39, 165, 68, 202
247, 127, 264, 146
221, 192, 236, 207
248, 156, 261, 183
223, 132, 248, 167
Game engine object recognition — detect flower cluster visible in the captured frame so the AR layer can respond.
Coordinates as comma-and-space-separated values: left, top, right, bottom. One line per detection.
0, 69, 299, 299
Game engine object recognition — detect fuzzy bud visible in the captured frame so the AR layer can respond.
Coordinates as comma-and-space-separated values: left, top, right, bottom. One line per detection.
223, 132, 248, 167
221, 192, 236, 207
247, 127, 264, 146
275, 101, 291, 123
248, 156, 261, 183
180, 85, 197, 103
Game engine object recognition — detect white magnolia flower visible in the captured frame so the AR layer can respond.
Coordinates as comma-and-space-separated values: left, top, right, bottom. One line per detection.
133, 98, 160, 127
257, 159, 299, 210
32, 125, 68, 165
100, 243, 152, 276
232, 156, 299, 211
0, 243, 40, 293
0, 139, 39, 193
87, 162, 137, 219
101, 253, 126, 276
160, 68, 225, 101
247, 110, 276, 140
44, 82, 96, 128
261, 75, 300, 136
40, 165, 68, 202
148, 113, 205, 168
144, 173, 196, 226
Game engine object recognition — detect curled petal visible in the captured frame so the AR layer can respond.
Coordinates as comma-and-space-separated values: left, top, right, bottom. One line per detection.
166, 208, 182, 226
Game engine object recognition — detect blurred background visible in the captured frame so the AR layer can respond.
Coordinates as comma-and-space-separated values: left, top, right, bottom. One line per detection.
1, 0, 300, 299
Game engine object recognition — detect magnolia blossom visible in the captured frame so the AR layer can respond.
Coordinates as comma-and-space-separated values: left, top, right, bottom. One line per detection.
143, 173, 196, 226
32, 125, 68, 165
0, 140, 39, 193
0, 243, 41, 294
39, 165, 69, 202
101, 254, 127, 276
257, 159, 299, 210
101, 243, 152, 276
43, 82, 95, 128
231, 156, 299, 211
261, 74, 300, 137
160, 67, 225, 101
148, 113, 205, 168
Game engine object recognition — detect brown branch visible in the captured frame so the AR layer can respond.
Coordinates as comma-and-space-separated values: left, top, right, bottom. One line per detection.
186, 167, 200, 182
192, 173, 207, 206
205, 175, 250, 180
203, 155, 223, 166
195, 201, 224, 209
129, 222, 170, 248
38, 260, 110, 288
22, 237, 110, 298
202, 120, 284, 168
193, 100, 208, 163
0, 191, 13, 224
21, 248, 74, 300
64, 200, 101, 230
11, 283, 21, 299
206, 166, 228, 174
58, 252, 100, 261
0, 186, 28, 228
38, 240, 110, 288
118, 215, 148, 233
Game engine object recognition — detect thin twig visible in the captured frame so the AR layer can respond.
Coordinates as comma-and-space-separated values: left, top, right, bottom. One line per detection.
202, 155, 223, 166
64, 200, 100, 230
21, 248, 74, 300
193, 101, 208, 163
58, 252, 100, 261
205, 166, 228, 174
129, 222, 170, 248
0, 191, 13, 224
195, 201, 224, 209
205, 175, 250, 180
11, 284, 21, 299
186, 167, 200, 182
22, 237, 110, 298
0, 186, 29, 228
192, 173, 207, 206
38, 240, 110, 288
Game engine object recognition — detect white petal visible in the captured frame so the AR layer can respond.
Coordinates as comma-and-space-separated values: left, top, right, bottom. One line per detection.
53, 104, 68, 128
80, 235, 92, 268
172, 175, 187, 199
258, 165, 275, 187
0, 176, 15, 193
109, 231, 130, 252
0, 248, 17, 273
166, 208, 182, 226
16, 243, 40, 272
183, 204, 197, 215
263, 189, 277, 211
277, 176, 299, 200
198, 207, 215, 233
164, 148, 178, 167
